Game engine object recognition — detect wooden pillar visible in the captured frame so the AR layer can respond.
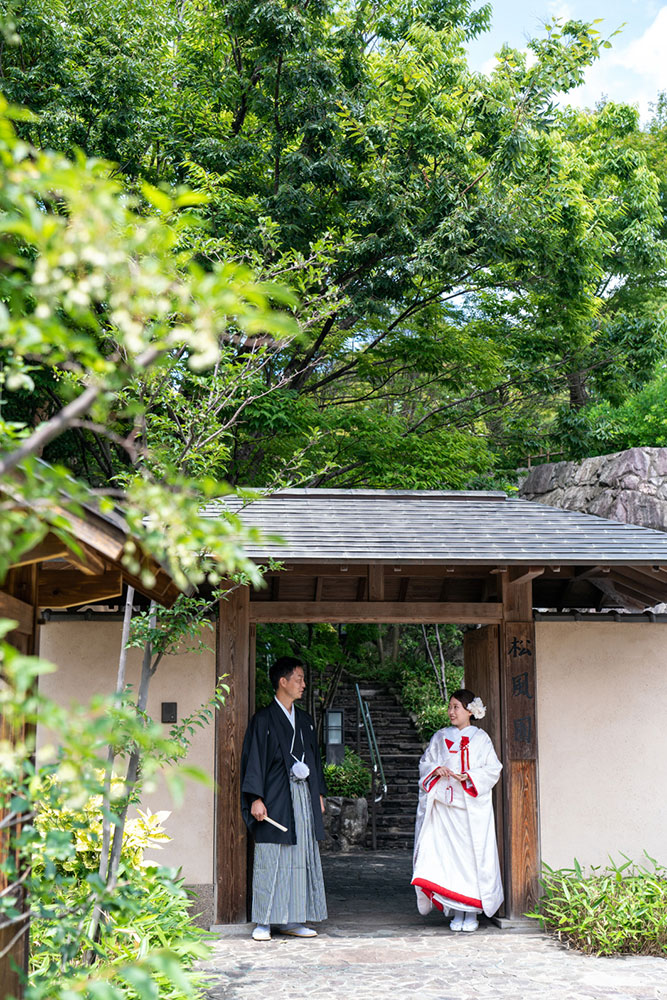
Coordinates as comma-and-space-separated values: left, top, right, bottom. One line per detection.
499, 570, 540, 920
463, 626, 504, 897
215, 587, 251, 924
246, 624, 256, 921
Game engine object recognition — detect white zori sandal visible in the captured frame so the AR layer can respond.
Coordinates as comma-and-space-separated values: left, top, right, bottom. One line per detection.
278, 923, 318, 937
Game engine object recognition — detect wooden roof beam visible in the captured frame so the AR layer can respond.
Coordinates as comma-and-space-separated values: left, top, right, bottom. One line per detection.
9, 534, 69, 567
608, 571, 667, 606
249, 601, 503, 624
368, 565, 384, 601
574, 566, 610, 581
0, 590, 33, 634
62, 542, 107, 576
507, 567, 545, 586
39, 570, 123, 609
622, 566, 667, 591
263, 564, 516, 579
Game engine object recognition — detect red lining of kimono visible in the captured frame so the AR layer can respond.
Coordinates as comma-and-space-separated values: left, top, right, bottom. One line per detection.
423, 766, 478, 798
462, 775, 478, 797
412, 877, 482, 909
422, 767, 441, 792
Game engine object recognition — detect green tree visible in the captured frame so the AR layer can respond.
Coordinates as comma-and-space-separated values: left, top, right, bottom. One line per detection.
3, 1, 634, 489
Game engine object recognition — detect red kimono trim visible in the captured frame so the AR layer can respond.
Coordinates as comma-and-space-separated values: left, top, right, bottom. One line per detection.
424, 736, 479, 797
412, 877, 482, 909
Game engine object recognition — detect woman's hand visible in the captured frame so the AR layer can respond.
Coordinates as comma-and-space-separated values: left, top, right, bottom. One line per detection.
251, 798, 267, 821
320, 795, 326, 814
435, 766, 464, 781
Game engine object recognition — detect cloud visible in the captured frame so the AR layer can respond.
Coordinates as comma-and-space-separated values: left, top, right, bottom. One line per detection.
565, 6, 667, 122
547, 1, 574, 21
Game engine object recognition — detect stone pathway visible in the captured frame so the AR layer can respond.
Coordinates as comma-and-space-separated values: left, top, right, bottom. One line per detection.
204, 852, 667, 1000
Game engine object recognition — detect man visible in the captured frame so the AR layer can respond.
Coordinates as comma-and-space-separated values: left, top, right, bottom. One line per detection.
241, 655, 328, 941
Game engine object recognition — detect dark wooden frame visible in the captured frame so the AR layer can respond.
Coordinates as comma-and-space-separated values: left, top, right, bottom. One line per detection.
213, 563, 540, 924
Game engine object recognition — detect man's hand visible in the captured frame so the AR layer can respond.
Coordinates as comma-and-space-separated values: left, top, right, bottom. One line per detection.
251, 798, 267, 822
320, 794, 326, 814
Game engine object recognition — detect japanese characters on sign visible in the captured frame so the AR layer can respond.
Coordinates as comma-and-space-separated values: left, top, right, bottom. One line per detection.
503, 624, 537, 759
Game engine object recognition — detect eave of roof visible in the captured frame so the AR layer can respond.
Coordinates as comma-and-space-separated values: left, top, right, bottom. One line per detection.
204, 489, 667, 566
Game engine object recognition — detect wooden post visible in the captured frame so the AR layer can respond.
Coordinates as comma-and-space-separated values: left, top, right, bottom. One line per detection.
215, 587, 250, 924
368, 565, 384, 602
463, 626, 505, 900
499, 571, 540, 920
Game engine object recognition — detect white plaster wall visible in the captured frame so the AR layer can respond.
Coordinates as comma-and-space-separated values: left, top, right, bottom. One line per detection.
38, 621, 217, 884
536, 621, 667, 872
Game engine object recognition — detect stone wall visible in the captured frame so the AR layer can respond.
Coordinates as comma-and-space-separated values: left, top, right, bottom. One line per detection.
519, 446, 667, 530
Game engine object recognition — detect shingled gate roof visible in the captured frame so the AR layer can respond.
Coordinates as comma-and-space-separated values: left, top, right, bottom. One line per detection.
204, 489, 667, 566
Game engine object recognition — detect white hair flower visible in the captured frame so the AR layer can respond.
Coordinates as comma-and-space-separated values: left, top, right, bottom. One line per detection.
467, 697, 486, 720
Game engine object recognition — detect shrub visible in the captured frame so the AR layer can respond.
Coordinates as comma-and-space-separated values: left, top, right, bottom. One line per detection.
30, 864, 210, 1000
415, 703, 451, 740
528, 855, 667, 956
28, 790, 211, 999
323, 749, 372, 798
398, 656, 463, 739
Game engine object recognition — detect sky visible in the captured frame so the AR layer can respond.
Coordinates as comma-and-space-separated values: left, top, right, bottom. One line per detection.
467, 0, 667, 122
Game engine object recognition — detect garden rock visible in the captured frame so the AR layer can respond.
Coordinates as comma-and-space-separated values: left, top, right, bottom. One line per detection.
322, 796, 368, 853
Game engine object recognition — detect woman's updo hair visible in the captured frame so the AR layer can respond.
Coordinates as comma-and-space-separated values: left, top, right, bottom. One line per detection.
450, 689, 476, 715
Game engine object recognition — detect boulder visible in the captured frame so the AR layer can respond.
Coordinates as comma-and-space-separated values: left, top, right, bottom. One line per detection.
321, 796, 369, 853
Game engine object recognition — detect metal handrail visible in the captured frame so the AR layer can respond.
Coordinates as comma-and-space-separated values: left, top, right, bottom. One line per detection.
355, 683, 387, 801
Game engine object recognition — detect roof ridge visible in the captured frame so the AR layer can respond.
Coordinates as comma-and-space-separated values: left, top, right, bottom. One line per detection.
221, 488, 508, 500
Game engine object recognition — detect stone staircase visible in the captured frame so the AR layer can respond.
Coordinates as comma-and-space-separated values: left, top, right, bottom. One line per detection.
333, 676, 425, 850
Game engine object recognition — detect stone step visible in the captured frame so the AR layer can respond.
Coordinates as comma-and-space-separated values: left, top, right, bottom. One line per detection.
332, 672, 427, 849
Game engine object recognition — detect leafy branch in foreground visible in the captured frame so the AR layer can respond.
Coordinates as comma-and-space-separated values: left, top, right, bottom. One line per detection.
0, 617, 219, 1000
0, 95, 302, 589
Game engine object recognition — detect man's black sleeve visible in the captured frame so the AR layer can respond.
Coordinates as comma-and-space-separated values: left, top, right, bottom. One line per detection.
240, 715, 266, 830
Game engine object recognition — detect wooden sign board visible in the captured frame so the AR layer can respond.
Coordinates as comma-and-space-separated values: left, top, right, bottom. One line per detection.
500, 622, 537, 761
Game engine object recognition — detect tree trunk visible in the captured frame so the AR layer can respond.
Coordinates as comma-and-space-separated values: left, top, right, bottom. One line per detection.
567, 370, 588, 410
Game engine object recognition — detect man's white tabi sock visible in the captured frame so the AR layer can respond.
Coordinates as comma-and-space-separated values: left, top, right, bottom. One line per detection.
251, 924, 271, 941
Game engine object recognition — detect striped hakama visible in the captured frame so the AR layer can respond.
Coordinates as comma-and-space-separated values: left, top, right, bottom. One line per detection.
251, 775, 328, 925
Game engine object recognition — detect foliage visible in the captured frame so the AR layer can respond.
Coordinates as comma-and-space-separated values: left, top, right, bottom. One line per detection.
4, 1, 657, 489
528, 855, 667, 957
33, 781, 171, 880
30, 796, 210, 1000
0, 96, 298, 588
398, 643, 463, 740
0, 631, 213, 999
323, 749, 371, 798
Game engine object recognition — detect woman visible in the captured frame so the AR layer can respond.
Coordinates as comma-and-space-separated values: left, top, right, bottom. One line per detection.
411, 689, 503, 932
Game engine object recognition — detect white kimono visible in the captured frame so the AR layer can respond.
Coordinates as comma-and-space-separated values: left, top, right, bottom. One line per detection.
412, 725, 503, 918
